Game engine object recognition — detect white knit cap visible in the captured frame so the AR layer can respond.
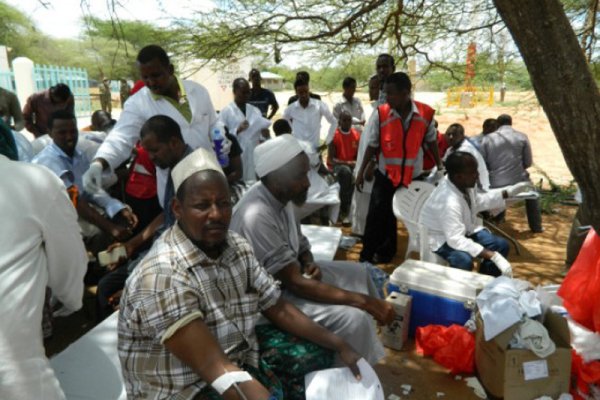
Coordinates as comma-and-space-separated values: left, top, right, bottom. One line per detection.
171, 147, 224, 192
254, 135, 305, 178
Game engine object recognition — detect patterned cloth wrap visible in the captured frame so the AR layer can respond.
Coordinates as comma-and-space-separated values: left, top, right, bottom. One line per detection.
197, 324, 334, 400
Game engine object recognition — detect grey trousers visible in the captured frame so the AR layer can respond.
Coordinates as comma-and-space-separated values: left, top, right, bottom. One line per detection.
281, 261, 386, 366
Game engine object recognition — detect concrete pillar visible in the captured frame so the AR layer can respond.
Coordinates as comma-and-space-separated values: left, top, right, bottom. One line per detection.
12, 57, 35, 107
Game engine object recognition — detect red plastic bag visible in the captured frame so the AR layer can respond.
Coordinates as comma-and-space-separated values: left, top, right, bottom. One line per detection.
571, 350, 600, 398
416, 324, 475, 374
558, 229, 600, 332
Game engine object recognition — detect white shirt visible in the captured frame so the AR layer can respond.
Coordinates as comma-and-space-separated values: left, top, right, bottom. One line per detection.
282, 98, 337, 149
332, 96, 365, 132
445, 139, 490, 191
94, 80, 218, 206
0, 155, 87, 400
419, 176, 505, 257
219, 102, 271, 182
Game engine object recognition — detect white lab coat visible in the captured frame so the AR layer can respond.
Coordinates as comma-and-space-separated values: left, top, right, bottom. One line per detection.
219, 102, 271, 182
94, 81, 218, 206
419, 176, 505, 257
0, 155, 87, 400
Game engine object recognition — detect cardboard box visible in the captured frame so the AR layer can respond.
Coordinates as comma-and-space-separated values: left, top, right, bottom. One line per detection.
381, 292, 411, 350
475, 313, 571, 399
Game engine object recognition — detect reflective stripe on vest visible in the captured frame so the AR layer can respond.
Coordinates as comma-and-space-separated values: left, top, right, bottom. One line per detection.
378, 101, 435, 187
381, 157, 417, 166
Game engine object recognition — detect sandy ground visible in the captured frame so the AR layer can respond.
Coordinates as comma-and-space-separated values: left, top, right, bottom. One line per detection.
45, 91, 575, 398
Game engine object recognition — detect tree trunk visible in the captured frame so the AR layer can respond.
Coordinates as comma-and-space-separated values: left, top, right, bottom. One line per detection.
494, 0, 600, 232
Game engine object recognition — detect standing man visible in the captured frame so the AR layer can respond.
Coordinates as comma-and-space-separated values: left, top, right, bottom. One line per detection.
99, 77, 112, 114
82, 44, 229, 207
0, 148, 87, 400
375, 54, 396, 104
351, 75, 380, 236
356, 72, 443, 263
248, 68, 279, 119
283, 78, 336, 150
480, 114, 543, 232
0, 86, 24, 131
287, 71, 321, 105
22, 83, 75, 137
119, 78, 131, 108
332, 77, 365, 132
232, 135, 395, 366
220, 77, 271, 182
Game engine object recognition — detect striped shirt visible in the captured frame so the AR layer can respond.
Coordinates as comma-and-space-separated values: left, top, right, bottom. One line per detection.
118, 223, 281, 399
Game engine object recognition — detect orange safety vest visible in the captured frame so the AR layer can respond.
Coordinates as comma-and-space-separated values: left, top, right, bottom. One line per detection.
332, 127, 360, 162
379, 101, 435, 187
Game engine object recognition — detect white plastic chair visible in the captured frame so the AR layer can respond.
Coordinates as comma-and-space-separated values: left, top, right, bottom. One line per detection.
392, 181, 436, 259
418, 224, 448, 265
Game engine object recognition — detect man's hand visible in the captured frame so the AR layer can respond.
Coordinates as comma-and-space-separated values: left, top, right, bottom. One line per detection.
109, 224, 133, 242
362, 297, 396, 325
355, 173, 365, 192
432, 166, 446, 182
119, 207, 139, 230
337, 343, 362, 380
303, 262, 322, 281
364, 161, 375, 182
237, 120, 249, 134
83, 160, 104, 193
491, 252, 513, 277
506, 182, 534, 198
105, 242, 133, 271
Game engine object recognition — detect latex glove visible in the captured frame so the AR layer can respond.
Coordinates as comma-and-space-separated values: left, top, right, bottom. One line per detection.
506, 181, 534, 197
83, 160, 104, 193
491, 252, 513, 277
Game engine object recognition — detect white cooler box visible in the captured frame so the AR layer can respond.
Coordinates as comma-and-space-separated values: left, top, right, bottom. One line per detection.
388, 259, 495, 336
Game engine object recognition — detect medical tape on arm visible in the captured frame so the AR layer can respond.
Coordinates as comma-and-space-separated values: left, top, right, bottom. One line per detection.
211, 370, 253, 395
160, 311, 204, 344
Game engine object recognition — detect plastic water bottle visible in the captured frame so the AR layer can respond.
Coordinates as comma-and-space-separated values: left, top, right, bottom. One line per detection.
211, 123, 229, 167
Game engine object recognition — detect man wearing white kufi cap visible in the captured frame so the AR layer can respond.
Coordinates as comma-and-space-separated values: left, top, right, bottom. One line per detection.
118, 147, 361, 399
231, 135, 395, 366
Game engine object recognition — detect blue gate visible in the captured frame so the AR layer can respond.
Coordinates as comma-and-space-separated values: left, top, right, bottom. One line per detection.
34, 64, 92, 118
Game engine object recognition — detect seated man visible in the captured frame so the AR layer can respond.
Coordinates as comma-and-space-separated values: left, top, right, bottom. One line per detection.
231, 134, 395, 365
444, 123, 490, 191
118, 148, 361, 400
480, 113, 542, 233
32, 110, 137, 254
419, 151, 531, 276
328, 110, 360, 225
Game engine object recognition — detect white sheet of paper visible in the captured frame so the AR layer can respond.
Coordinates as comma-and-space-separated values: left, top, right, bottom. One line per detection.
305, 358, 384, 400
523, 360, 549, 381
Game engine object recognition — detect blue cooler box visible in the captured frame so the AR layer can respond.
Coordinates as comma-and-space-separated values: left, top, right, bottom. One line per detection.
387, 259, 494, 336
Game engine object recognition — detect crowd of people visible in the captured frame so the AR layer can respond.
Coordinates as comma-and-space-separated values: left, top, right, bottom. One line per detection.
0, 43, 559, 400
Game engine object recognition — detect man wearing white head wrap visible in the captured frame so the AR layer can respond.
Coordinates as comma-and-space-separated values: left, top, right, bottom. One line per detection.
231, 136, 395, 366
118, 145, 362, 399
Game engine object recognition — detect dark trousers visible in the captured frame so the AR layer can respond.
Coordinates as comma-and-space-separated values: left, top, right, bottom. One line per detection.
525, 198, 543, 232
360, 171, 397, 262
494, 195, 543, 233
435, 229, 509, 277
333, 165, 355, 216
565, 204, 591, 269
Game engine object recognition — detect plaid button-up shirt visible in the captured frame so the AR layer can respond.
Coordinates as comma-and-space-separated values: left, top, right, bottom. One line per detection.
118, 223, 281, 399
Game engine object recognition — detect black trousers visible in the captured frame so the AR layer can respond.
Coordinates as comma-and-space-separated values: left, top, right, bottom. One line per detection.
360, 171, 397, 262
